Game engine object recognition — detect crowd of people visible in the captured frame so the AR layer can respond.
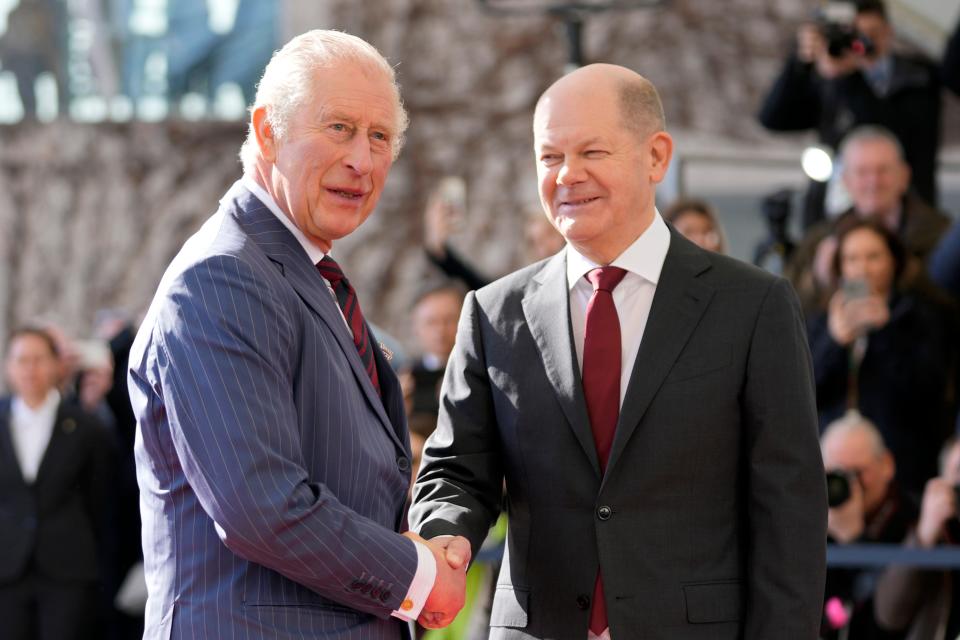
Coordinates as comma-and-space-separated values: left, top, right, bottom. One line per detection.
2, 1, 960, 639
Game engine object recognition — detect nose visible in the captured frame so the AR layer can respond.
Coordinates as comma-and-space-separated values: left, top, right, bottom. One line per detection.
556, 159, 586, 186
344, 135, 374, 175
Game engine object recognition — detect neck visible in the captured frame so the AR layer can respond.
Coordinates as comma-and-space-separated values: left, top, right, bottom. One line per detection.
18, 391, 49, 410
573, 211, 654, 265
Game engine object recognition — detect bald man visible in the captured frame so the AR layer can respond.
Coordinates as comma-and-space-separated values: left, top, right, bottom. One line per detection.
410, 64, 827, 639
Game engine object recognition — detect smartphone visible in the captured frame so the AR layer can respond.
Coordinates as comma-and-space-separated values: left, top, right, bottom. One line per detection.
74, 339, 112, 370
840, 278, 870, 301
438, 176, 467, 212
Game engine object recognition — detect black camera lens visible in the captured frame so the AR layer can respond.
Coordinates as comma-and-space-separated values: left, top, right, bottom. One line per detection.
826, 471, 852, 507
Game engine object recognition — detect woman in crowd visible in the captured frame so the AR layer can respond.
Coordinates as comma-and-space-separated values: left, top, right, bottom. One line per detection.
663, 197, 728, 253
808, 219, 958, 497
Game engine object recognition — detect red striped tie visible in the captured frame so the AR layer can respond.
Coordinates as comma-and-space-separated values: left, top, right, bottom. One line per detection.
316, 255, 381, 396
582, 266, 627, 636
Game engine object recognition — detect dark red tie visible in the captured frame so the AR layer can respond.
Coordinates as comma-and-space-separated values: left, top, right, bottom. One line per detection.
316, 255, 381, 396
582, 266, 627, 636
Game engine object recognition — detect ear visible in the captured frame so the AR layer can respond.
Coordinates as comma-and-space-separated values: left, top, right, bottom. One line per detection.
881, 451, 896, 483
648, 131, 674, 184
252, 106, 278, 163
898, 161, 912, 194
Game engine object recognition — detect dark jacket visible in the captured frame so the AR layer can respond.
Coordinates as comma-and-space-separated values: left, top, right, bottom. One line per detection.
809, 292, 957, 495
0, 397, 113, 584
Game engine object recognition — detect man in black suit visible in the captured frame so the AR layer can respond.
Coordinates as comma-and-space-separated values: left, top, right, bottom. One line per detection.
0, 326, 113, 640
411, 63, 827, 639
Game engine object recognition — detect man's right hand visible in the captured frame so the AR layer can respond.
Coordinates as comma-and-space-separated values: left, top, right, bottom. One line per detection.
917, 478, 958, 547
402, 531, 471, 628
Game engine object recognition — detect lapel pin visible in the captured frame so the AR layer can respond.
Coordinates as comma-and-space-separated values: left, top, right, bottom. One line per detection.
62, 418, 77, 434
380, 343, 394, 362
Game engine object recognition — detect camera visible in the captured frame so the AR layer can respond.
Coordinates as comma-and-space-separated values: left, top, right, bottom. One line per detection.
827, 470, 852, 507
816, 1, 876, 59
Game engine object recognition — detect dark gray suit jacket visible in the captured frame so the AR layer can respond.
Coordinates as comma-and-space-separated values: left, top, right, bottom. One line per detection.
129, 182, 418, 639
0, 398, 112, 585
411, 230, 827, 639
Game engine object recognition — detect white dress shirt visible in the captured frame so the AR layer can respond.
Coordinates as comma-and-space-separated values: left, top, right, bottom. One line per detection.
567, 212, 671, 408
9, 389, 61, 483
241, 176, 436, 621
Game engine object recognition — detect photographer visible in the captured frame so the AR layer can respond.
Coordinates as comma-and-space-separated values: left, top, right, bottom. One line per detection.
808, 219, 957, 496
758, 0, 960, 212
874, 438, 960, 640
820, 412, 917, 639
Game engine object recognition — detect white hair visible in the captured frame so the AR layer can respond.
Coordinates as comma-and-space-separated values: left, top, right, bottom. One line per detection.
820, 410, 888, 459
238, 30, 409, 172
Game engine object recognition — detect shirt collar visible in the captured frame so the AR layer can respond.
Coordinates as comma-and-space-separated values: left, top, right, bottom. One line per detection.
566, 211, 671, 291
241, 175, 328, 265
12, 389, 60, 421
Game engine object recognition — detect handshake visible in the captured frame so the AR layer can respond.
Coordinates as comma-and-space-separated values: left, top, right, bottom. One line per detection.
403, 531, 472, 629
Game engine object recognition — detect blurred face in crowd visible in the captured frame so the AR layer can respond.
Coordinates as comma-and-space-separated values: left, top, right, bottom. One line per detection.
839, 227, 896, 297
534, 64, 672, 264
254, 61, 399, 252
5, 332, 60, 407
672, 209, 722, 253
822, 425, 895, 514
413, 289, 463, 363
842, 138, 910, 220
855, 11, 893, 61
525, 213, 566, 262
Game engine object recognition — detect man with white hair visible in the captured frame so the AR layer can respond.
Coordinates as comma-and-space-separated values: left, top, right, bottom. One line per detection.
128, 30, 468, 639
820, 412, 917, 639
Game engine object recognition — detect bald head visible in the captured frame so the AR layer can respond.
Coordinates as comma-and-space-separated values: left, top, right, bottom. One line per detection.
535, 64, 665, 140
531, 63, 673, 265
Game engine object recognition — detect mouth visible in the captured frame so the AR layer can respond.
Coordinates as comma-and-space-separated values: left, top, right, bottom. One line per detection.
558, 196, 600, 208
326, 187, 366, 201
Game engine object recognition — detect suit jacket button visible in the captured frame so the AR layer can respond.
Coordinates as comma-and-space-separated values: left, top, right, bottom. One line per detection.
349, 580, 363, 591
380, 590, 391, 603
576, 594, 591, 610
370, 586, 382, 599
597, 505, 612, 521
397, 457, 410, 472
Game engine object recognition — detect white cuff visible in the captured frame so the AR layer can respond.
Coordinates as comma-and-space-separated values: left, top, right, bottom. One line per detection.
391, 539, 437, 621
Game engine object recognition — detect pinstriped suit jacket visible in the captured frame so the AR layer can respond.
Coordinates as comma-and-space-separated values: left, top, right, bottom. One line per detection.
129, 181, 418, 640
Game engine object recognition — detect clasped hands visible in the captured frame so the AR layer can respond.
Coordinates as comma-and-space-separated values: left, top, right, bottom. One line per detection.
402, 531, 472, 629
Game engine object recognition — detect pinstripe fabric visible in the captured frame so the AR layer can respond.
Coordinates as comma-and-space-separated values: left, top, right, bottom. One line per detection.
128, 181, 417, 640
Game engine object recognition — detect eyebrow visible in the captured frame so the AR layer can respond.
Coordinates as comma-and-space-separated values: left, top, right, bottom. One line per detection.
322, 109, 396, 136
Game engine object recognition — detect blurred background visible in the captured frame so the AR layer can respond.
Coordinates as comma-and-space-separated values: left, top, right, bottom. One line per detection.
0, 0, 956, 348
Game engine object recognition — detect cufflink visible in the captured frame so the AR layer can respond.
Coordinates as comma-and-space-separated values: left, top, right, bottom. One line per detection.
62, 418, 76, 434
400, 598, 414, 611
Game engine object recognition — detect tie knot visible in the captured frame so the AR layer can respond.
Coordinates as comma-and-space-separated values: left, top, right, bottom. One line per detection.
316, 255, 346, 284
586, 266, 627, 293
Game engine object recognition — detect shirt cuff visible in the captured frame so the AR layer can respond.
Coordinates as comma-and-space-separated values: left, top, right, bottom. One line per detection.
391, 539, 437, 621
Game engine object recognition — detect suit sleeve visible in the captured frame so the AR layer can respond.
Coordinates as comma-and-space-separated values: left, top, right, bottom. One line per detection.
757, 54, 823, 132
141, 254, 418, 617
409, 290, 504, 557
741, 277, 827, 639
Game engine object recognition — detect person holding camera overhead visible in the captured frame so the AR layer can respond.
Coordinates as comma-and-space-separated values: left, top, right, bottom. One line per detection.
759, 0, 960, 218
820, 413, 918, 640
807, 218, 958, 497
874, 437, 960, 640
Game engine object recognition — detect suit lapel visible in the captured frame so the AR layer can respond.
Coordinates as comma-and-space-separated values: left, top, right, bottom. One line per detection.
227, 184, 403, 452
604, 231, 714, 480
34, 403, 79, 486
0, 399, 27, 487
522, 253, 600, 478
